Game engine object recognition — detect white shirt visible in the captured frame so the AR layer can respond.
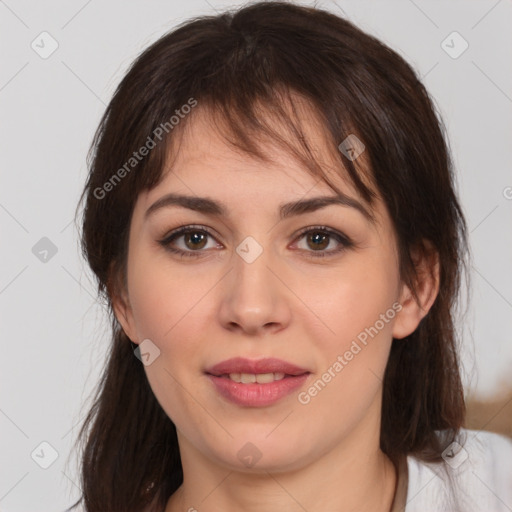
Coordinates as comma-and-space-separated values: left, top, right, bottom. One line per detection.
403, 428, 512, 511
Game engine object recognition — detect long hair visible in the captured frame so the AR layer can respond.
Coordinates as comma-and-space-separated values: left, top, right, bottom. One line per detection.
70, 2, 469, 510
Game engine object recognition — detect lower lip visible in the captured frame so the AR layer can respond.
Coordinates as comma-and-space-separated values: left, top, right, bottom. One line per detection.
207, 374, 309, 407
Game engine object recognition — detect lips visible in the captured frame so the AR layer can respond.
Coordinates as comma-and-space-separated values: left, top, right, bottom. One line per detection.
205, 357, 310, 377
205, 357, 311, 407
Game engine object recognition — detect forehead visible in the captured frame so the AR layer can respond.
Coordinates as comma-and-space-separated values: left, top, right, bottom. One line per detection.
127, 103, 394, 243
143, 97, 376, 211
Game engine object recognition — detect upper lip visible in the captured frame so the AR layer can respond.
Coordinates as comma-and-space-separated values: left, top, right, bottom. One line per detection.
205, 357, 310, 377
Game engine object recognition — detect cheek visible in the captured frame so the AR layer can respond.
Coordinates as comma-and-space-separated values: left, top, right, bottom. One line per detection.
126, 253, 216, 426
294, 250, 400, 350
294, 253, 399, 405
126, 247, 216, 343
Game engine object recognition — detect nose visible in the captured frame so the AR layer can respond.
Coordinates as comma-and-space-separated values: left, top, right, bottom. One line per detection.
217, 240, 292, 336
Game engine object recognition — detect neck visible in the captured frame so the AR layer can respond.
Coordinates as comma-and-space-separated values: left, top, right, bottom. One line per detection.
166, 420, 397, 512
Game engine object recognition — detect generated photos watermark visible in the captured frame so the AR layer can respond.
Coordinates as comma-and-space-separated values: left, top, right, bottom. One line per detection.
298, 301, 403, 405
93, 97, 198, 200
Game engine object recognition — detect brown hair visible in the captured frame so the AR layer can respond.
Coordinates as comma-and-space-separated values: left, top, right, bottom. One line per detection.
70, 2, 469, 510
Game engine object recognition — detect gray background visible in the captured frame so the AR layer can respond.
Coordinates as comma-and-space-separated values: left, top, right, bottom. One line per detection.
1, 0, 511, 510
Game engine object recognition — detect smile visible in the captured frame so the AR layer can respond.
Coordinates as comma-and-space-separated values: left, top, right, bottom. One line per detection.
224, 372, 286, 383
207, 373, 310, 407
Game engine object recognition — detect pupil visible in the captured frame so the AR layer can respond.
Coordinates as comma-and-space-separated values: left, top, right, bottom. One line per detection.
309, 232, 328, 250
186, 232, 206, 249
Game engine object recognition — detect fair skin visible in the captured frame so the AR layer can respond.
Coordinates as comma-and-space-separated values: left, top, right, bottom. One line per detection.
112, 101, 439, 512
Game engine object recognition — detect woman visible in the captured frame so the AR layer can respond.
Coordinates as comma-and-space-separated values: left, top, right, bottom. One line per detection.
68, 2, 512, 511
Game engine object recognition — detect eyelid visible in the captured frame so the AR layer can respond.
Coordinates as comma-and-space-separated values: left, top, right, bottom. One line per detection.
158, 224, 221, 255
290, 225, 353, 257
157, 224, 353, 258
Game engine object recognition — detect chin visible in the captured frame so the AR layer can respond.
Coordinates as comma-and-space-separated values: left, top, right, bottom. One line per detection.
208, 434, 313, 474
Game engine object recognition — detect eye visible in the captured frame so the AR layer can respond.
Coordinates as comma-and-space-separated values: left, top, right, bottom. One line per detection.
158, 225, 221, 258
158, 224, 353, 259
292, 226, 353, 258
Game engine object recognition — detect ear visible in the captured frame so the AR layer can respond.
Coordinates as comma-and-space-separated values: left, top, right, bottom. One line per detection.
108, 262, 139, 344
392, 241, 440, 340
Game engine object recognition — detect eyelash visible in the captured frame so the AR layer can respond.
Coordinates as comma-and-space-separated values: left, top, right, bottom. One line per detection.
157, 224, 353, 259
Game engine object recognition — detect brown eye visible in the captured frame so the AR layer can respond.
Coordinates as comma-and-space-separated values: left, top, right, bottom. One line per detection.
158, 224, 353, 260
294, 226, 353, 258
306, 231, 330, 251
183, 231, 208, 250
158, 225, 221, 258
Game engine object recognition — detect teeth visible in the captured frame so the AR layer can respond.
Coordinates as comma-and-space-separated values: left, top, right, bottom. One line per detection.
228, 372, 286, 383
241, 373, 256, 383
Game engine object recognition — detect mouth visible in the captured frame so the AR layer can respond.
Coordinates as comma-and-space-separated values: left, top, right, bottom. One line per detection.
205, 356, 310, 377
217, 372, 290, 383
205, 357, 311, 407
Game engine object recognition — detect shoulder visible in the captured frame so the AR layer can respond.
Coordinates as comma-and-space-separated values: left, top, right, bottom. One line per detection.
405, 428, 512, 512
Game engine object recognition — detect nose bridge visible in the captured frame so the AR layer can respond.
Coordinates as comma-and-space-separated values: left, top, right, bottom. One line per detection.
218, 234, 290, 334
234, 235, 272, 296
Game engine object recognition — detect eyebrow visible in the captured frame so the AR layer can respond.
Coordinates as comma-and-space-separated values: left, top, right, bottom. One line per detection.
144, 192, 375, 223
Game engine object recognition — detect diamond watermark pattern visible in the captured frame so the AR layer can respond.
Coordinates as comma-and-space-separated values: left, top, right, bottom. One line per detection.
32, 237, 58, 263
441, 441, 468, 469
133, 338, 161, 366
338, 134, 365, 161
31, 31, 59, 59
236, 236, 263, 264
441, 31, 469, 60
237, 442, 262, 468
31, 441, 59, 469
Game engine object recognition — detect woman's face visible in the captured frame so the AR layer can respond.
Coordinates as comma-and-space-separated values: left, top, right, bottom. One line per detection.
113, 106, 426, 473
